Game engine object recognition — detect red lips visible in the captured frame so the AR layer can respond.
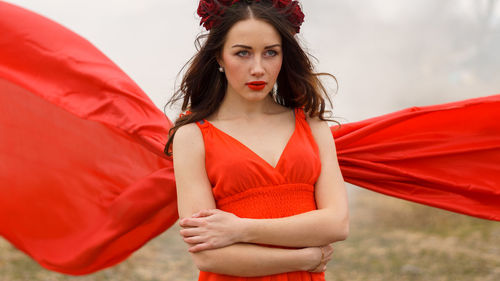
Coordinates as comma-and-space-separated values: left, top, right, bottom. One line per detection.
246, 81, 267, 91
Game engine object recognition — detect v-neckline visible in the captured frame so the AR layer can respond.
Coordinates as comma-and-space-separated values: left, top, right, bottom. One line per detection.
203, 108, 298, 170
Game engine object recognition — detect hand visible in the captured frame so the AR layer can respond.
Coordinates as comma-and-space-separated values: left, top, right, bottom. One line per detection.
179, 209, 243, 253
308, 244, 334, 273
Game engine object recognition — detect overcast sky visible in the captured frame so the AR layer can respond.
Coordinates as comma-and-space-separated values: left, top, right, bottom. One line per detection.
4, 0, 500, 123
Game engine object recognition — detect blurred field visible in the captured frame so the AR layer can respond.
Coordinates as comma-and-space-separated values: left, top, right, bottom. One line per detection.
1, 186, 499, 281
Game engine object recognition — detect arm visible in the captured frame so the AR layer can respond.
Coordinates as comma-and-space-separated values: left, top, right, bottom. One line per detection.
241, 116, 349, 246
188, 243, 322, 276
180, 116, 349, 251
172, 123, 325, 276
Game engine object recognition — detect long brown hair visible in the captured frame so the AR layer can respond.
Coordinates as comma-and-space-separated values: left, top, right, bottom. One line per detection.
164, 0, 338, 156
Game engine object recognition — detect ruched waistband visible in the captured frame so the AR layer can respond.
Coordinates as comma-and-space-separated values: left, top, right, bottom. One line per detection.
216, 183, 317, 219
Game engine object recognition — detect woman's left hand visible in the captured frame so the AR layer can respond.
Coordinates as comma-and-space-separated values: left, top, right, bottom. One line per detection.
179, 209, 243, 253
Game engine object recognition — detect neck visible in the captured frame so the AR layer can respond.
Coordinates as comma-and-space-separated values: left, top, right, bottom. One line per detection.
214, 87, 280, 121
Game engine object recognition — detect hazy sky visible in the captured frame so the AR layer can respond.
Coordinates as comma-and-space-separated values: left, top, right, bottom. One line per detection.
4, 0, 500, 123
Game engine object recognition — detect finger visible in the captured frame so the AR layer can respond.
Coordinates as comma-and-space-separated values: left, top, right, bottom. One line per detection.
179, 218, 195, 227
311, 265, 321, 273
311, 257, 326, 273
179, 227, 202, 237
179, 218, 206, 228
183, 236, 206, 244
189, 242, 213, 253
324, 245, 334, 256
326, 249, 335, 258
312, 262, 326, 273
194, 209, 217, 218
317, 261, 327, 272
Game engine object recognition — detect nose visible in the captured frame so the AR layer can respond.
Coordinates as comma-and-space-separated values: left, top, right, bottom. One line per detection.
250, 57, 265, 77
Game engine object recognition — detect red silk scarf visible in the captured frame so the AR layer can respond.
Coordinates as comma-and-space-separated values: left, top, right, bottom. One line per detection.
1, 1, 499, 275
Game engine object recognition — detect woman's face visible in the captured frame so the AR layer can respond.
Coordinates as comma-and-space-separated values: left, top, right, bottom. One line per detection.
218, 18, 283, 102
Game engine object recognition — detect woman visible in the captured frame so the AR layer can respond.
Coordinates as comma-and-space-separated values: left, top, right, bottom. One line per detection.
165, 0, 349, 279
1, 0, 498, 277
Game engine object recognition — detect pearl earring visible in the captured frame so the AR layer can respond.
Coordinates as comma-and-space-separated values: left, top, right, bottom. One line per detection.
218, 66, 224, 73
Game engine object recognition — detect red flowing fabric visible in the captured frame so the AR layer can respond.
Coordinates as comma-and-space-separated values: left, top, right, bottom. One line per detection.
0, 1, 499, 275
332, 96, 500, 221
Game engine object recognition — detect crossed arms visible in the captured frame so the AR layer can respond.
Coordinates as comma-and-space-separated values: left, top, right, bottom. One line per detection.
172, 116, 349, 277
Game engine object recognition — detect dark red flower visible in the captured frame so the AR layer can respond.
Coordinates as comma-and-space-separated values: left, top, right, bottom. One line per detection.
272, 0, 304, 33
273, 0, 292, 9
197, 0, 305, 33
287, 1, 305, 33
197, 0, 226, 30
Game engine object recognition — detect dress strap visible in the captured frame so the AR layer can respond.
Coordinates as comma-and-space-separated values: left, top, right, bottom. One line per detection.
195, 118, 209, 129
294, 107, 305, 119
179, 109, 209, 129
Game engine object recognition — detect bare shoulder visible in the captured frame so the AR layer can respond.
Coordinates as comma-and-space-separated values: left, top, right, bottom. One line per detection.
304, 113, 327, 129
172, 122, 205, 161
305, 114, 333, 139
173, 122, 203, 144
306, 111, 337, 158
172, 123, 216, 218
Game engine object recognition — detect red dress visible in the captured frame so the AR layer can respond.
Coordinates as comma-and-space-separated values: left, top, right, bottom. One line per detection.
195, 107, 325, 281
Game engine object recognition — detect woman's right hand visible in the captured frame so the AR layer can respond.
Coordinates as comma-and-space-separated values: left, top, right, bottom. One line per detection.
307, 244, 334, 273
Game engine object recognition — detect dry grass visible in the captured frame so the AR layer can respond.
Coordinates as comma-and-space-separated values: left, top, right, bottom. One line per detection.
329, 186, 500, 281
1, 186, 499, 281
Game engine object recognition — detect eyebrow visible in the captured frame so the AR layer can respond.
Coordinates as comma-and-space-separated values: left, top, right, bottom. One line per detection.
231, 44, 281, 49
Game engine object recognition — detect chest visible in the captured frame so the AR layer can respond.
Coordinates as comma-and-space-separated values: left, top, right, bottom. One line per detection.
206, 120, 295, 169
196, 107, 321, 189
200, 116, 321, 192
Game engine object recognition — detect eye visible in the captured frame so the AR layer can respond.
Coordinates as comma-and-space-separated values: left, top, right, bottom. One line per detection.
236, 50, 250, 57
265, 50, 278, 57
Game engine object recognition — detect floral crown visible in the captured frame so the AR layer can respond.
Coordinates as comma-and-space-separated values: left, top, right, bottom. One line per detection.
197, 0, 305, 33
